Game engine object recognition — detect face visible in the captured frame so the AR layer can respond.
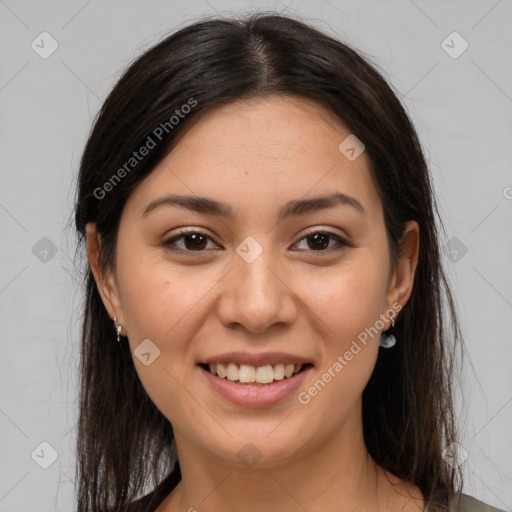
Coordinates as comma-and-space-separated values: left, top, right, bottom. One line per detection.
88, 95, 418, 469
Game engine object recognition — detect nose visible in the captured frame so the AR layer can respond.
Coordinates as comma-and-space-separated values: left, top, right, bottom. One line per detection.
216, 247, 298, 334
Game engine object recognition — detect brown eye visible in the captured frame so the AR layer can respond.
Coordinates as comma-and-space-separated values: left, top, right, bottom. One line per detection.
163, 230, 216, 252
295, 231, 352, 252
181, 233, 208, 251
306, 233, 330, 250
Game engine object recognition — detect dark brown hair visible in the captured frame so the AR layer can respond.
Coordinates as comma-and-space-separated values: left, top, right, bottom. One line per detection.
73, 12, 463, 511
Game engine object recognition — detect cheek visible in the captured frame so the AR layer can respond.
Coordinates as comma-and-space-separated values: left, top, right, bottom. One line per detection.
302, 254, 390, 344
116, 259, 209, 429
117, 252, 208, 344
295, 263, 385, 431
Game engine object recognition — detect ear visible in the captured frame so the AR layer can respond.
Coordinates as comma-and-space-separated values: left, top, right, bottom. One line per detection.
86, 222, 126, 333
384, 220, 420, 325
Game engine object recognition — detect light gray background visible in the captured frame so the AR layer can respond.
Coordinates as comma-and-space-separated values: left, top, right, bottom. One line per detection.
0, 1, 511, 510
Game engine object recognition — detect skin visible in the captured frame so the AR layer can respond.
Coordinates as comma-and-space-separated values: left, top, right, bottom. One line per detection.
87, 96, 423, 511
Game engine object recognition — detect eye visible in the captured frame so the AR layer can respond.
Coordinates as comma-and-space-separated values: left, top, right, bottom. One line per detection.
163, 229, 354, 254
293, 230, 353, 252
163, 229, 218, 252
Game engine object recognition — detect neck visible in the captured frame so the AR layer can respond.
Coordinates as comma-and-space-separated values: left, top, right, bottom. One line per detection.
166, 410, 390, 512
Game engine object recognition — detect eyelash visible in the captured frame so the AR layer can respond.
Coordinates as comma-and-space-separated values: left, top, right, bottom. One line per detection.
163, 228, 354, 254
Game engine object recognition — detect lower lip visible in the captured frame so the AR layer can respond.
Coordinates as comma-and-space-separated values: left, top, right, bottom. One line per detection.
199, 365, 312, 407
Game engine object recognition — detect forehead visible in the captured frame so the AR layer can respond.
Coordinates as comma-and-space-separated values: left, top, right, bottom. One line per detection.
124, 95, 381, 223
176, 95, 356, 157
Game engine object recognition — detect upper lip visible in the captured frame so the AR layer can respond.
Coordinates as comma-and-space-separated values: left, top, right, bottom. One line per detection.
200, 352, 313, 367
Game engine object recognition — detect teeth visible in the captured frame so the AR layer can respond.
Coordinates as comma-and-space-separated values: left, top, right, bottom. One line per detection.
255, 365, 274, 383
226, 363, 239, 381
284, 364, 294, 378
239, 364, 256, 383
217, 363, 226, 378
205, 362, 305, 383
273, 363, 285, 380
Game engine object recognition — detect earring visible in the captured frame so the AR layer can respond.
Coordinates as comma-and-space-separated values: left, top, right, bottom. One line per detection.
113, 316, 123, 343
379, 316, 396, 349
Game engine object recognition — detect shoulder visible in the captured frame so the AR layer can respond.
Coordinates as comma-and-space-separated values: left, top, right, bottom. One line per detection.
121, 468, 181, 512
450, 493, 507, 512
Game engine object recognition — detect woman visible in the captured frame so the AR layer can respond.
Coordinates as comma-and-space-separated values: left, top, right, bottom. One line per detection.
73, 13, 505, 512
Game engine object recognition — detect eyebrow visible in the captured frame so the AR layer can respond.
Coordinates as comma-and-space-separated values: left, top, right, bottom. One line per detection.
141, 192, 366, 220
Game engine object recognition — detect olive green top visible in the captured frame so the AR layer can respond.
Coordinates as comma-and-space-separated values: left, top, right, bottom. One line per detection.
125, 489, 508, 511
424, 493, 507, 512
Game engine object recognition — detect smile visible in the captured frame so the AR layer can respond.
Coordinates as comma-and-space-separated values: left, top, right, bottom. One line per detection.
203, 362, 308, 385
198, 358, 313, 407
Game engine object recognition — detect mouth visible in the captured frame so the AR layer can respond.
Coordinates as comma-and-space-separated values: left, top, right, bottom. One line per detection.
199, 362, 313, 386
